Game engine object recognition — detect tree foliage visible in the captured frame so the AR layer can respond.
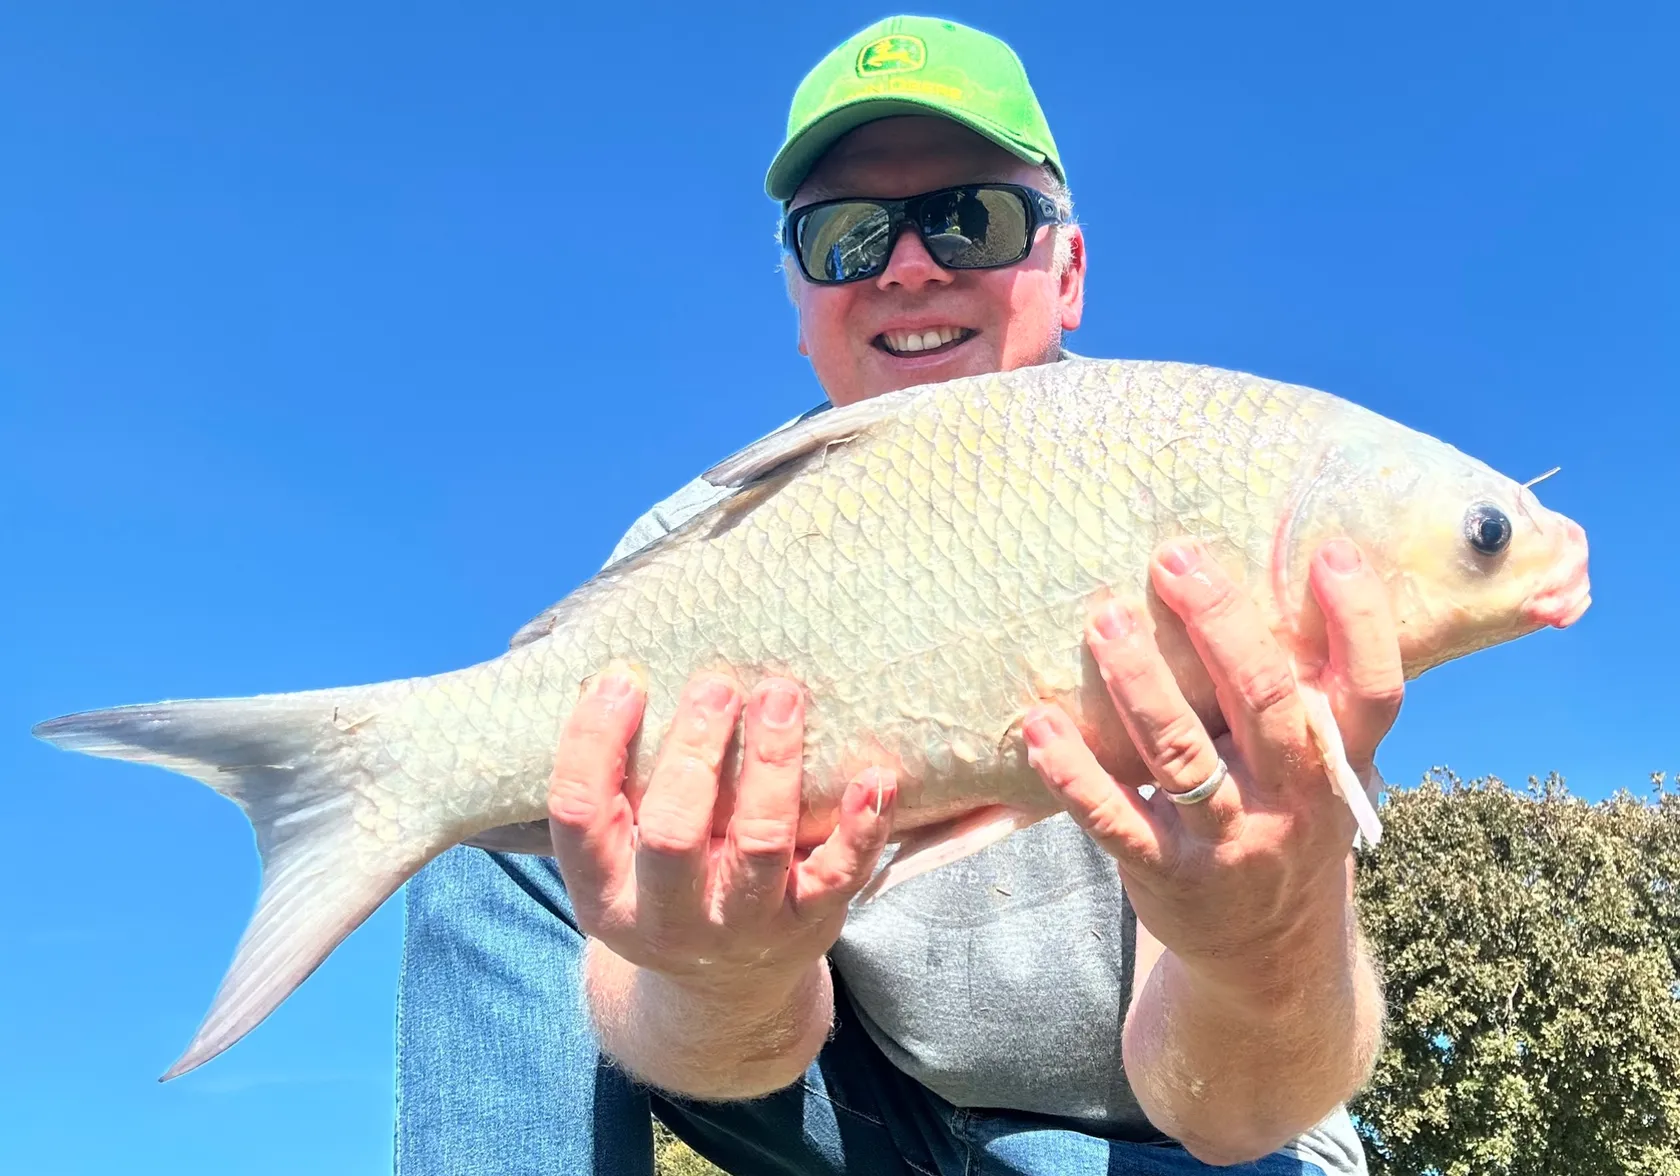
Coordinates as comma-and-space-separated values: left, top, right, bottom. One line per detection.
1354, 769, 1680, 1176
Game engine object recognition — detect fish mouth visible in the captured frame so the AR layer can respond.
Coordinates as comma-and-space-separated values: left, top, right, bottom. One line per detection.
1523, 520, 1591, 629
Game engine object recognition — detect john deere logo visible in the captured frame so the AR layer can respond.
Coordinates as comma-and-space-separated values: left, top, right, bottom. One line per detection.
857, 34, 926, 76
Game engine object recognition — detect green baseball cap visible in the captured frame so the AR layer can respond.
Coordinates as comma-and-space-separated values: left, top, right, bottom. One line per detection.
766, 15, 1063, 202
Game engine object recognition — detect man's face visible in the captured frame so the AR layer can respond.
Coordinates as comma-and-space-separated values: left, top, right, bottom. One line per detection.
788, 116, 1086, 407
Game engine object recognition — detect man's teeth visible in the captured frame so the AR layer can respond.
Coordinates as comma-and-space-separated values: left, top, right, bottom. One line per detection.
881, 327, 971, 354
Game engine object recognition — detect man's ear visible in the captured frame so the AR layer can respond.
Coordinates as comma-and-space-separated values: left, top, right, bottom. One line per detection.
1059, 227, 1086, 333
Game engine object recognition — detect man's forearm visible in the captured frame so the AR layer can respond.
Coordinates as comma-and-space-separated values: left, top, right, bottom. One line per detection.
1123, 891, 1383, 1165
583, 939, 834, 1100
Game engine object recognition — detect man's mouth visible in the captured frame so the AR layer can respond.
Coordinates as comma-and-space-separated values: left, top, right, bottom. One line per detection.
874, 326, 976, 357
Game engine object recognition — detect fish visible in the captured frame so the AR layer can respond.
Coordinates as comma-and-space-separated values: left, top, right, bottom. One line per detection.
33, 358, 1591, 1078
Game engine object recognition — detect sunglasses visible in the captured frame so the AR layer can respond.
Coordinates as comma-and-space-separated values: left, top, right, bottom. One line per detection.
782, 183, 1069, 285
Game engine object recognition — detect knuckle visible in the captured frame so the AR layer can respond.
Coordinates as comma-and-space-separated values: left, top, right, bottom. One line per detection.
1078, 791, 1125, 838
654, 748, 724, 797
802, 837, 876, 901
1151, 714, 1210, 780
547, 752, 612, 799
560, 714, 616, 752
1098, 648, 1159, 697
1027, 742, 1079, 790
729, 816, 797, 862
748, 731, 805, 775
1084, 795, 1144, 852
1325, 585, 1397, 641
636, 810, 708, 859
1234, 659, 1298, 717
564, 690, 638, 742
548, 757, 593, 792
1349, 672, 1405, 714
1336, 593, 1385, 626
807, 858, 860, 901
565, 692, 613, 729
798, 862, 843, 899
662, 715, 733, 768
546, 788, 598, 830
1187, 573, 1244, 623
830, 870, 874, 904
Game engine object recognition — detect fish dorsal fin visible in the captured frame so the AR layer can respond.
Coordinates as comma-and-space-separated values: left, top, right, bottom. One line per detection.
509, 390, 921, 651
509, 606, 564, 650
701, 388, 919, 488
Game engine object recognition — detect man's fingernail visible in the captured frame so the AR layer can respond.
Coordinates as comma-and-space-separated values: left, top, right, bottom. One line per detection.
596, 671, 635, 701
1092, 600, 1135, 641
1322, 538, 1363, 574
1158, 541, 1198, 577
1023, 714, 1057, 748
694, 676, 737, 711
864, 769, 897, 814
759, 681, 800, 726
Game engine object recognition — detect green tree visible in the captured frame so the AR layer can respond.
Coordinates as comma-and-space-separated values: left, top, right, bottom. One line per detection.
1354, 770, 1680, 1176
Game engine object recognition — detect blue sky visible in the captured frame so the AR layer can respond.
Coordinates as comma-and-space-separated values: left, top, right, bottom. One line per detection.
2, 1, 1674, 1171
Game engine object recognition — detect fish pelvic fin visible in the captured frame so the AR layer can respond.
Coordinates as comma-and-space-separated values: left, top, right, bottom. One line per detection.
1294, 679, 1385, 847
856, 805, 1044, 904
33, 688, 444, 1079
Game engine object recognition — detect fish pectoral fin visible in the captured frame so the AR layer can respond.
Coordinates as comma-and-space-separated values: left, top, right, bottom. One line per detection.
701, 388, 920, 488
465, 819, 554, 855
1293, 673, 1385, 847
855, 805, 1043, 904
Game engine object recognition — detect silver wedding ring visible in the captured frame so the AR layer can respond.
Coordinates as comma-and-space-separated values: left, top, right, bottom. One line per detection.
1166, 758, 1229, 806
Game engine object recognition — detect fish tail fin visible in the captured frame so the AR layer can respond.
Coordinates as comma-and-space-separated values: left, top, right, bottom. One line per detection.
33, 687, 444, 1079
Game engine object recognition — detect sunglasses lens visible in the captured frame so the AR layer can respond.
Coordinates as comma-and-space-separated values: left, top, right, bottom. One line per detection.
796, 201, 892, 282
916, 188, 1030, 269
791, 187, 1042, 283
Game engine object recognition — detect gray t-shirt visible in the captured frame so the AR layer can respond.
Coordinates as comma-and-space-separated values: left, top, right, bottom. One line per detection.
601, 377, 1367, 1174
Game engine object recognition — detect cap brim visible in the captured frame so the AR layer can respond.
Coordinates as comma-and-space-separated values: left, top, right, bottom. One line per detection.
765, 97, 1049, 202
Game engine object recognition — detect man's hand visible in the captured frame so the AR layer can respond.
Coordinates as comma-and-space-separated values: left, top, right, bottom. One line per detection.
1022, 537, 1399, 1162
545, 667, 896, 1098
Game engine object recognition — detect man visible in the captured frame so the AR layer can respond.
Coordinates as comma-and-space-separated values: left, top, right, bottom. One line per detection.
398, 17, 1393, 1175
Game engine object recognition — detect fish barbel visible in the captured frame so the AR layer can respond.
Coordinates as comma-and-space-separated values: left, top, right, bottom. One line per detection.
34, 359, 1590, 1077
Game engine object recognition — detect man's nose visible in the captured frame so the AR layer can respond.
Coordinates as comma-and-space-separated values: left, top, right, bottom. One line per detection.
874, 225, 953, 290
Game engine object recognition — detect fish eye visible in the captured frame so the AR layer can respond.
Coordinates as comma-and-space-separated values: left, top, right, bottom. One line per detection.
1464, 503, 1513, 556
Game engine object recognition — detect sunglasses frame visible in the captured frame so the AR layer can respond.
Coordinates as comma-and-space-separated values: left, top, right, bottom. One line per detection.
781, 183, 1070, 286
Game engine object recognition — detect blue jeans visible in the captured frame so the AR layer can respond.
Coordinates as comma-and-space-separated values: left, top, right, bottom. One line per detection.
395, 846, 1327, 1176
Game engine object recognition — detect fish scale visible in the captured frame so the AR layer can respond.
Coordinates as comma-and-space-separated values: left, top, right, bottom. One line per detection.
535, 363, 1314, 826
32, 357, 1590, 1077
